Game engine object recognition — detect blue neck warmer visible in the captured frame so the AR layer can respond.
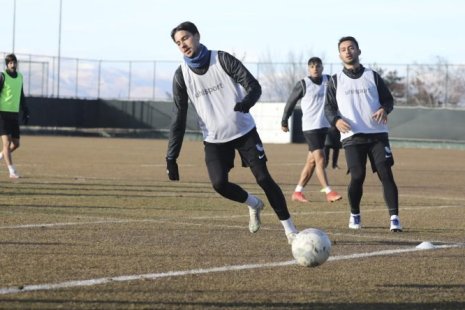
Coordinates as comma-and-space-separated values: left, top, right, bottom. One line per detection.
184, 44, 210, 68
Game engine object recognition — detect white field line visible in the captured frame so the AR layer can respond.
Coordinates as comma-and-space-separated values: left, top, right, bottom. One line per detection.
1, 204, 462, 230
0, 243, 461, 296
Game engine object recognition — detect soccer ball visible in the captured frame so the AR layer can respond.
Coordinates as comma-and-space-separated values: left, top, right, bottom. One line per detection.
291, 228, 331, 267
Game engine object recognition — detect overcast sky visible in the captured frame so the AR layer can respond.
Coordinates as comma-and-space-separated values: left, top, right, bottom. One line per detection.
0, 0, 463, 65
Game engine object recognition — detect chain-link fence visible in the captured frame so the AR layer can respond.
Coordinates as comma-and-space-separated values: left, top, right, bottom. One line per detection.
3, 52, 465, 108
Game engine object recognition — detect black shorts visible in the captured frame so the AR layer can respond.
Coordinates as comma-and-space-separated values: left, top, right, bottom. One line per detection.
303, 128, 328, 152
0, 112, 20, 139
344, 139, 394, 173
204, 128, 267, 172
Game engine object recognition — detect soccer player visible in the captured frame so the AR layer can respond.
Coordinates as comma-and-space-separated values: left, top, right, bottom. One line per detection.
324, 36, 402, 232
0, 54, 30, 179
166, 21, 299, 244
281, 57, 342, 204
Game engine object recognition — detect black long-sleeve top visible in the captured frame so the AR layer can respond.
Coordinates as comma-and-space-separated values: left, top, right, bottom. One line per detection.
324, 65, 394, 146
166, 50, 262, 160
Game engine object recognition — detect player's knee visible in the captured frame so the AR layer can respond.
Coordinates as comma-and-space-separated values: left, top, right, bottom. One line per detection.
350, 166, 365, 183
211, 178, 228, 195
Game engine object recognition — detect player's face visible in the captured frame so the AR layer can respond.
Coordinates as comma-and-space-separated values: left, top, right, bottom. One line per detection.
308, 63, 323, 78
173, 30, 200, 58
338, 40, 360, 66
6, 61, 17, 72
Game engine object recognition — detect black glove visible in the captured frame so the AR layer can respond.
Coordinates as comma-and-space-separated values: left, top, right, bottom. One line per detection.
166, 158, 179, 181
22, 110, 30, 125
233, 102, 250, 113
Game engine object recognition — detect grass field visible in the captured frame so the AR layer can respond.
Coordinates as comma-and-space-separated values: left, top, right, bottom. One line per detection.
0, 136, 464, 309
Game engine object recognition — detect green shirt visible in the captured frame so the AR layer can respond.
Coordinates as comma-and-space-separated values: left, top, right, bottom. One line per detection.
0, 71, 23, 112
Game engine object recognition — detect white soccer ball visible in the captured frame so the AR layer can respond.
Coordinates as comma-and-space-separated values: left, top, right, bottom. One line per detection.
291, 228, 331, 267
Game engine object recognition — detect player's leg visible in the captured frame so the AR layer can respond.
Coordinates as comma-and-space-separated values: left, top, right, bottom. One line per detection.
369, 140, 402, 232
345, 144, 369, 228
332, 147, 340, 169
309, 129, 341, 202
292, 151, 315, 202
237, 128, 298, 242
323, 146, 330, 168
204, 141, 264, 233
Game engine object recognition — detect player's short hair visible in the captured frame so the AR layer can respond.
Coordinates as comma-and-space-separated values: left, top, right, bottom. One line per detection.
170, 21, 199, 42
5, 53, 17, 65
338, 36, 359, 50
308, 57, 322, 66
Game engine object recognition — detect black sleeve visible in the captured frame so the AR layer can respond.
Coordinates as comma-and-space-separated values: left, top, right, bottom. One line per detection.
324, 74, 341, 126
218, 51, 262, 111
373, 71, 394, 114
281, 80, 304, 127
0, 73, 4, 93
166, 66, 188, 160
20, 86, 28, 113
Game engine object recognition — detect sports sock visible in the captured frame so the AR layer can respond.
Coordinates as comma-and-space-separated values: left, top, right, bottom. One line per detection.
8, 165, 16, 174
294, 185, 304, 192
245, 194, 260, 208
280, 218, 298, 235
320, 186, 332, 194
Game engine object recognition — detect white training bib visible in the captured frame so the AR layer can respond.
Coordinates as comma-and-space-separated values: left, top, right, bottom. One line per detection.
300, 75, 330, 131
181, 51, 256, 143
335, 69, 388, 140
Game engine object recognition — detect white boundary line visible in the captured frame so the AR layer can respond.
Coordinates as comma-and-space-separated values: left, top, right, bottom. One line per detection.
0, 243, 461, 296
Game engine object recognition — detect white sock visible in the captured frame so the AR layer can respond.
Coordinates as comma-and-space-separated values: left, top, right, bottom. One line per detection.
245, 194, 259, 208
0, 152, 3, 160
294, 185, 304, 192
8, 165, 16, 174
321, 186, 332, 194
280, 218, 298, 235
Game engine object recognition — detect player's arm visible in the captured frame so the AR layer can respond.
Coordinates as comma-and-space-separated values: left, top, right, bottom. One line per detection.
281, 80, 304, 132
218, 51, 262, 113
374, 71, 394, 114
20, 85, 30, 124
371, 71, 394, 124
166, 66, 188, 181
324, 75, 350, 133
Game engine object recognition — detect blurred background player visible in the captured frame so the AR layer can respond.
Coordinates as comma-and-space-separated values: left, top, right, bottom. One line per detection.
324, 36, 402, 232
0, 54, 30, 178
166, 21, 299, 244
281, 57, 342, 204
324, 125, 342, 169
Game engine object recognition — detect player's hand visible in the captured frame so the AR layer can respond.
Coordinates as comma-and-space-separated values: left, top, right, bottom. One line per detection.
372, 108, 387, 124
166, 158, 179, 181
22, 111, 30, 125
281, 125, 289, 132
233, 102, 250, 113
335, 118, 351, 134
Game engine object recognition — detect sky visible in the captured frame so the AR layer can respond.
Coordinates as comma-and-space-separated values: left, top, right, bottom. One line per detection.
0, 0, 464, 65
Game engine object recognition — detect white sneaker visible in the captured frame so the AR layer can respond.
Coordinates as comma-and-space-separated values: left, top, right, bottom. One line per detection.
248, 198, 264, 233
390, 215, 403, 232
286, 232, 298, 245
349, 213, 361, 229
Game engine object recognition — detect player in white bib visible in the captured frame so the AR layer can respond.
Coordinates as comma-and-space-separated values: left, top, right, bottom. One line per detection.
166, 22, 298, 244
324, 36, 402, 232
281, 57, 342, 204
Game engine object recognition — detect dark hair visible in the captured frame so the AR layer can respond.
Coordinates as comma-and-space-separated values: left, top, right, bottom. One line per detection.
338, 36, 359, 50
5, 53, 17, 65
170, 21, 199, 42
308, 57, 322, 65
